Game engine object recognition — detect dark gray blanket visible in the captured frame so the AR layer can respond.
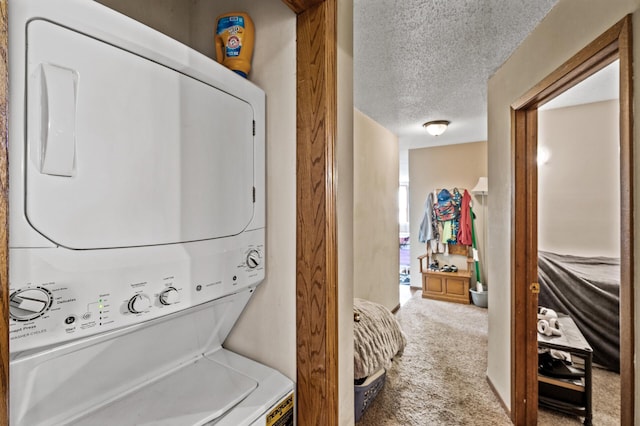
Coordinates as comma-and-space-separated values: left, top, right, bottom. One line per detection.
538, 251, 620, 372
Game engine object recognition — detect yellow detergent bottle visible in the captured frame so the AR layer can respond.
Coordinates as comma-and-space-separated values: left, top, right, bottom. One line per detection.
215, 12, 255, 78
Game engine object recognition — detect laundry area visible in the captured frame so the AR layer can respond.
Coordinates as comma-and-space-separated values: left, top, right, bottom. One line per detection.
7, 1, 294, 425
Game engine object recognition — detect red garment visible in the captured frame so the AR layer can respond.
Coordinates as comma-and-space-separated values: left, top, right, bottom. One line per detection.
457, 190, 473, 245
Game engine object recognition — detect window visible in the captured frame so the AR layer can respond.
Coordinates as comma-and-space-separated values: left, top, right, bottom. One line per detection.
398, 184, 409, 227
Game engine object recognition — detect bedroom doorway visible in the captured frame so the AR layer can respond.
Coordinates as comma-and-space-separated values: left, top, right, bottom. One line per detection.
510, 16, 633, 425
536, 60, 621, 423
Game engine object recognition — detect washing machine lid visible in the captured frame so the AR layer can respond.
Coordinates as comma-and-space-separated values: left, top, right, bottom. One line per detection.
24, 19, 255, 250
71, 356, 258, 426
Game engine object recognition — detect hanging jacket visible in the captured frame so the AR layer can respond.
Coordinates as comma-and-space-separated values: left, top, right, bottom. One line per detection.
431, 191, 439, 242
448, 188, 462, 244
418, 192, 435, 243
435, 189, 457, 221
457, 189, 473, 245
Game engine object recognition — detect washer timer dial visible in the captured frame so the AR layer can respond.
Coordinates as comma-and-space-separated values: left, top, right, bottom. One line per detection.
159, 287, 180, 305
246, 249, 262, 269
9, 287, 53, 321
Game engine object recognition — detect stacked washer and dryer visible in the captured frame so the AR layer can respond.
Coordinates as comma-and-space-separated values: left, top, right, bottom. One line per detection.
7, 0, 294, 424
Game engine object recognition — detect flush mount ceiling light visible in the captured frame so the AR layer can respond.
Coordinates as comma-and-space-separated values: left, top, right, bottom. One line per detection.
422, 120, 450, 136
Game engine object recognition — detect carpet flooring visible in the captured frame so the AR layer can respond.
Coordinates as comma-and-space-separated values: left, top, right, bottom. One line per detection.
356, 291, 620, 425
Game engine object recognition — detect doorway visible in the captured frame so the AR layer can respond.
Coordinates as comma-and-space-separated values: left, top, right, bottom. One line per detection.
537, 61, 621, 423
399, 183, 411, 288
510, 16, 633, 425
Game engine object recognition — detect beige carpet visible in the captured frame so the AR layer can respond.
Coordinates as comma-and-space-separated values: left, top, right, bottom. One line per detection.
357, 291, 620, 425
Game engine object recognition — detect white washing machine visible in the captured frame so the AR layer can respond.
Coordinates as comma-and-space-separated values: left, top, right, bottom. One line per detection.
7, 0, 294, 424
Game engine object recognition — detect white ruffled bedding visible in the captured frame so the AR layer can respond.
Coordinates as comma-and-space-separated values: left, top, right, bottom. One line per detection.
354, 298, 407, 379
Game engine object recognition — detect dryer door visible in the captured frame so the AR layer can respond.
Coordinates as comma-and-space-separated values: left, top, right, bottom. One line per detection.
24, 20, 255, 249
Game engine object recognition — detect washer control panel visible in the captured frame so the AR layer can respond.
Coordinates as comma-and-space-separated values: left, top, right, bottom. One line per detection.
9, 233, 265, 353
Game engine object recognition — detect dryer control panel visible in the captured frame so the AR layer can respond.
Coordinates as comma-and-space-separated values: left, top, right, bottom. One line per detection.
9, 230, 265, 353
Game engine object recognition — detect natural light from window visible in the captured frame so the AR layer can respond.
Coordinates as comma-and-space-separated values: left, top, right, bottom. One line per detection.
398, 185, 408, 225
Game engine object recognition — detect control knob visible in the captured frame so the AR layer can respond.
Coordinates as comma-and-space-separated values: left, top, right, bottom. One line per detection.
9, 287, 52, 321
246, 249, 262, 269
159, 287, 181, 305
128, 294, 151, 314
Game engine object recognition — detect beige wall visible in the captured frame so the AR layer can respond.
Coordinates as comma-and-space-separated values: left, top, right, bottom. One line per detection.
487, 0, 640, 413
353, 109, 399, 311
336, 0, 354, 426
96, 0, 191, 46
538, 100, 620, 258
338, 0, 355, 423
408, 142, 488, 290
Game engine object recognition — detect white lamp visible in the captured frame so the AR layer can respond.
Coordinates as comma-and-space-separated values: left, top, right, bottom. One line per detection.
471, 176, 488, 195
422, 120, 450, 136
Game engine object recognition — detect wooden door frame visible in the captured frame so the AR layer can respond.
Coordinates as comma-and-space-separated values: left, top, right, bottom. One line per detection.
282, 0, 340, 424
511, 16, 633, 425
0, 1, 8, 423
0, 0, 341, 424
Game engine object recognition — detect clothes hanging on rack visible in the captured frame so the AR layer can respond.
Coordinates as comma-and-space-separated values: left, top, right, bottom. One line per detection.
448, 188, 462, 244
428, 239, 446, 254
457, 189, 473, 245
435, 189, 456, 221
418, 192, 435, 243
441, 220, 452, 243
421, 186, 472, 249
430, 190, 440, 244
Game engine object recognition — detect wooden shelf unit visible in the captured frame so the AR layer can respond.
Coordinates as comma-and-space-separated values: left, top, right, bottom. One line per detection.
417, 253, 472, 304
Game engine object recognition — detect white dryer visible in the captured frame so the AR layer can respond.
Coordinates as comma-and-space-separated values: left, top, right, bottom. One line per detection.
7, 0, 294, 424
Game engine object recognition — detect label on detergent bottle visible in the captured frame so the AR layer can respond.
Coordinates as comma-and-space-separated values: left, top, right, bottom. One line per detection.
215, 13, 255, 78
217, 16, 245, 58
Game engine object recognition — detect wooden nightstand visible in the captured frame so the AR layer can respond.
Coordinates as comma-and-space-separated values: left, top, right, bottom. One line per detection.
417, 254, 471, 304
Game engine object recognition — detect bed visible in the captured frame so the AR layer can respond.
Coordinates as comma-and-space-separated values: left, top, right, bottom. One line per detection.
353, 298, 406, 380
537, 250, 620, 372
353, 298, 406, 421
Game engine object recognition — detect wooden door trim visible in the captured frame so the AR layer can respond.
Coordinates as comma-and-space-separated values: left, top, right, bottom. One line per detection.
511, 15, 633, 425
512, 18, 626, 110
617, 16, 634, 425
283, 0, 325, 14
282, 0, 340, 424
0, 1, 7, 423
511, 107, 540, 425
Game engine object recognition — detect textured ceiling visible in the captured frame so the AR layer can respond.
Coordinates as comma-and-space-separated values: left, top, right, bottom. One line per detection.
354, 0, 558, 153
